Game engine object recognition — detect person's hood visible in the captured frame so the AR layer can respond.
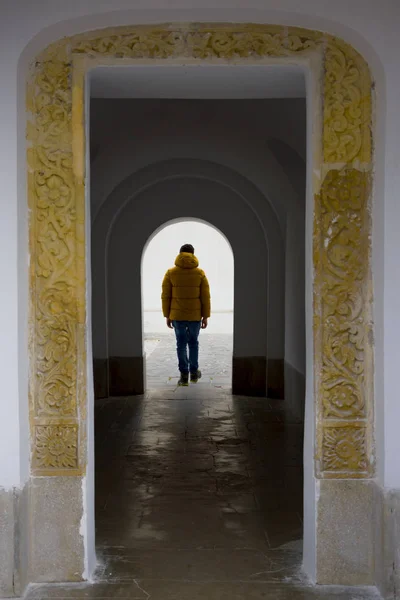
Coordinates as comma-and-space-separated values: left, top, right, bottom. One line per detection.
175, 252, 199, 269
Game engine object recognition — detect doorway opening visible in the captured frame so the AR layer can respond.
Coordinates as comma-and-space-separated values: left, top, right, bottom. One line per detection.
90, 69, 307, 580
141, 219, 234, 390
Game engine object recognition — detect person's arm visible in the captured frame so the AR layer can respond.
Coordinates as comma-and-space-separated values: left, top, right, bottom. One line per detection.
161, 271, 173, 328
200, 273, 211, 329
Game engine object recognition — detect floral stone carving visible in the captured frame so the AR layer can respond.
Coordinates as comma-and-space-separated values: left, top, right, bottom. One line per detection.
322, 427, 367, 472
34, 425, 78, 470
314, 167, 372, 476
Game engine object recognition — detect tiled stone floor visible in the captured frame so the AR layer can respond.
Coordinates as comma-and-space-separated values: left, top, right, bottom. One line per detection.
144, 331, 233, 389
26, 334, 380, 599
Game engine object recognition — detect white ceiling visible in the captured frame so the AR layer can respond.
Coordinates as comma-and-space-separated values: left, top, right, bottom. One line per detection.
90, 65, 306, 99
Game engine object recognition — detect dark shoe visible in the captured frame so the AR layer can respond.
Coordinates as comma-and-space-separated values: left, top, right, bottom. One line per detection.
178, 373, 189, 387
190, 370, 202, 383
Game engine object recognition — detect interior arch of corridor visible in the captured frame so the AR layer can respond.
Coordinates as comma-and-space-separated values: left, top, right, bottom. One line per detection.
140, 217, 235, 388
90, 115, 306, 398
92, 158, 289, 400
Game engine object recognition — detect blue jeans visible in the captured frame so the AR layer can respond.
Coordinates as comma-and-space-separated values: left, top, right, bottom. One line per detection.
172, 320, 201, 374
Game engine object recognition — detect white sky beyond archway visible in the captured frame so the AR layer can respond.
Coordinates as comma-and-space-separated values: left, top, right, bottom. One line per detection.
142, 220, 234, 334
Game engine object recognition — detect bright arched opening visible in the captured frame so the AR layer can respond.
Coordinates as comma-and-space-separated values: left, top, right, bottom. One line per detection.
141, 220, 234, 388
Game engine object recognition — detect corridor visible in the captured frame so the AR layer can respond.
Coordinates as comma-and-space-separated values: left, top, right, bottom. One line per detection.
27, 335, 379, 599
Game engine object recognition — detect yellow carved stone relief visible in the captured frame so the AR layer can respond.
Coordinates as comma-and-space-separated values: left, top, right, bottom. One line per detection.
34, 425, 78, 470
27, 24, 373, 477
323, 40, 372, 164
314, 168, 372, 476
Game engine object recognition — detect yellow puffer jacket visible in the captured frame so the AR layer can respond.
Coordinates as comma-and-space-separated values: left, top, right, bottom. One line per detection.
162, 253, 211, 321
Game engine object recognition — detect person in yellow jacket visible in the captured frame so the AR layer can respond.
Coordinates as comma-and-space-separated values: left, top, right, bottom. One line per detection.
162, 244, 211, 386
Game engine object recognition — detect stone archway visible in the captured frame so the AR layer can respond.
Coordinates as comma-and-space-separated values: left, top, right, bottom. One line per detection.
27, 24, 374, 585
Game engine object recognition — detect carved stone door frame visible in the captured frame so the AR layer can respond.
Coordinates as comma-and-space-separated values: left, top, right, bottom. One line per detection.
27, 24, 374, 584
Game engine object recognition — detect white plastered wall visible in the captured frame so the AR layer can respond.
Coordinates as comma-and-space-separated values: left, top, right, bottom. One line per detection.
0, 0, 397, 590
